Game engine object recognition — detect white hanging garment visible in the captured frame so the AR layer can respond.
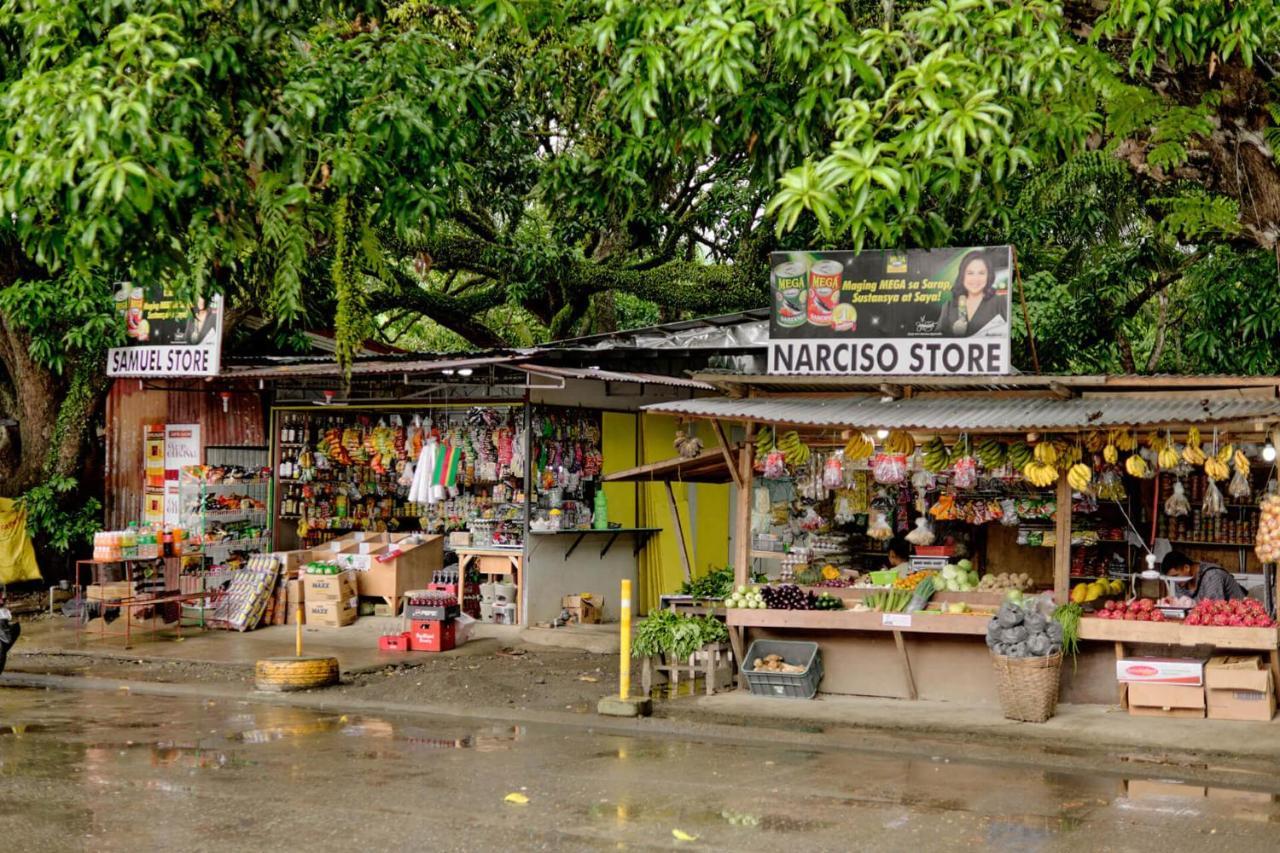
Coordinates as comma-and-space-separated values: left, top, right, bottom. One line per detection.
408, 439, 436, 504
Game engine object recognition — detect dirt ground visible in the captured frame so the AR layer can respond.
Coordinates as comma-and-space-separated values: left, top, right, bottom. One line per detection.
9, 647, 622, 714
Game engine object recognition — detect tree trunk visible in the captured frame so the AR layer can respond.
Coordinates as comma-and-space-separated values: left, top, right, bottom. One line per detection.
0, 313, 64, 496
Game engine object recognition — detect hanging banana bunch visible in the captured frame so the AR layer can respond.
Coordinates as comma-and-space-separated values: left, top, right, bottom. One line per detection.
1233, 448, 1251, 477
778, 431, 811, 466
1125, 453, 1150, 478
1084, 430, 1107, 453
1067, 462, 1093, 492
1055, 442, 1082, 471
1113, 430, 1137, 452
843, 431, 875, 462
948, 434, 973, 466
1182, 426, 1206, 465
1033, 440, 1058, 467
1103, 439, 1119, 465
1023, 461, 1059, 487
1157, 430, 1179, 469
755, 427, 775, 455
1007, 441, 1033, 470
975, 438, 1007, 470
883, 430, 916, 456
1205, 438, 1232, 481
921, 436, 949, 473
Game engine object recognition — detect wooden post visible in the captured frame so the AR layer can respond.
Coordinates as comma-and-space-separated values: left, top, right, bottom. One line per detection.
710, 419, 745, 490
665, 481, 694, 583
733, 423, 755, 589
1054, 473, 1072, 604
732, 423, 756, 691
892, 630, 918, 700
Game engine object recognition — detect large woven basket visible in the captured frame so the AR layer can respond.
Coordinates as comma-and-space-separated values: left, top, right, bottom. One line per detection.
991, 652, 1063, 723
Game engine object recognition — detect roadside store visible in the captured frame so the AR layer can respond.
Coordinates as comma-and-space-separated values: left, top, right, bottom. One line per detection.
618, 245, 1280, 717
93, 314, 754, 643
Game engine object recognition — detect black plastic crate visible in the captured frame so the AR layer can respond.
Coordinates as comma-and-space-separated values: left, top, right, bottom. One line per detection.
404, 604, 460, 622
741, 640, 823, 699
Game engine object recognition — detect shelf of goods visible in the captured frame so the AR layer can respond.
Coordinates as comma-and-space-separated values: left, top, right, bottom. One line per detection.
273, 407, 523, 542
726, 607, 990, 636
1078, 618, 1280, 650
179, 457, 272, 570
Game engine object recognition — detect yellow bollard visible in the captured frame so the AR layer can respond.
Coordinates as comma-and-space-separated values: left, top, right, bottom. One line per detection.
296, 606, 303, 657
619, 579, 632, 700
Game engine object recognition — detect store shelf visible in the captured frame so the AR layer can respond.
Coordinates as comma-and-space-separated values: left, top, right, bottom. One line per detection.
726, 608, 990, 635
529, 527, 661, 560
197, 509, 268, 521
184, 481, 270, 492
749, 550, 786, 560
1164, 539, 1253, 548
1079, 618, 1279, 650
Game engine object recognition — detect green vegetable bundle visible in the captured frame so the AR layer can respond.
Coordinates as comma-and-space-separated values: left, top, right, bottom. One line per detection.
864, 589, 912, 613
632, 610, 729, 660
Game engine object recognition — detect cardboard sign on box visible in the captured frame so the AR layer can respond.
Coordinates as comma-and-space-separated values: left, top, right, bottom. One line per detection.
1205, 656, 1277, 721
303, 570, 358, 602
307, 597, 358, 627
1124, 682, 1206, 718
1115, 657, 1205, 685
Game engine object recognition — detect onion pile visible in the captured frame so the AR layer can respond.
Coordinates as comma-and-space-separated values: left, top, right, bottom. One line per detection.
1256, 493, 1280, 563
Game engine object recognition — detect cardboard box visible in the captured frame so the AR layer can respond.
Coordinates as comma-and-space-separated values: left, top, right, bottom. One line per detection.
1205, 656, 1276, 722
86, 582, 134, 601
1116, 657, 1205, 685
273, 549, 315, 574
1125, 682, 1206, 718
409, 619, 456, 652
306, 598, 357, 627
563, 594, 603, 624
303, 570, 358, 602
285, 579, 305, 624
356, 535, 443, 603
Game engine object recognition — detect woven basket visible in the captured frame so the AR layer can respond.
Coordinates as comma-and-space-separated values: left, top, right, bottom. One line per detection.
991, 652, 1063, 723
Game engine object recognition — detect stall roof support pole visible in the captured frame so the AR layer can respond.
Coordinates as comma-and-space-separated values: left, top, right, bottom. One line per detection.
710, 419, 744, 491
1054, 474, 1072, 604
892, 630, 918, 700
733, 423, 756, 590
665, 481, 693, 583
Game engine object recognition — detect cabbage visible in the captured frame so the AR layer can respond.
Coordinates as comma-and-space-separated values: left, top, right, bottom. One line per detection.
957, 559, 973, 571
1007, 641, 1029, 658
996, 604, 1024, 628
1046, 622, 1064, 643
942, 565, 958, 580
1027, 634, 1052, 656
1000, 625, 1028, 644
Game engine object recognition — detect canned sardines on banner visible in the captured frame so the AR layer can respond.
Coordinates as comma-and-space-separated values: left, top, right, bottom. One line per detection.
768, 246, 1013, 376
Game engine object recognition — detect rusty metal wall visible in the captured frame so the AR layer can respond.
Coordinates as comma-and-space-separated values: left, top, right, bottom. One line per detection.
105, 381, 266, 529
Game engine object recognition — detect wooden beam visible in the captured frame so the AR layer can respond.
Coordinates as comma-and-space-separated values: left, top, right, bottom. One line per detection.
1054, 474, 1072, 604
732, 422, 755, 590
665, 481, 693, 583
710, 418, 745, 491
892, 630, 918, 700
878, 383, 903, 400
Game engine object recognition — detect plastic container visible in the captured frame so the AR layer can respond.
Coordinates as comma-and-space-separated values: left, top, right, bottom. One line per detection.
741, 640, 823, 699
867, 570, 898, 586
914, 545, 956, 557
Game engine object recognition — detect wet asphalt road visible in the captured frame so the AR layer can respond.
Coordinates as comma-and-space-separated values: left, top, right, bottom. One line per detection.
2, 687, 1279, 852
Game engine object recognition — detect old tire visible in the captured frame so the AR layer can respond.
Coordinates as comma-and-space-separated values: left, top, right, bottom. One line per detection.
254, 656, 340, 692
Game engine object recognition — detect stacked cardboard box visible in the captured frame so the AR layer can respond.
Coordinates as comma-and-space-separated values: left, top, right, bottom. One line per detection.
304, 570, 359, 628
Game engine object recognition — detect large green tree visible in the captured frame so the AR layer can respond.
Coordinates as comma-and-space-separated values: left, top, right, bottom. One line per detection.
6, 0, 1280, 554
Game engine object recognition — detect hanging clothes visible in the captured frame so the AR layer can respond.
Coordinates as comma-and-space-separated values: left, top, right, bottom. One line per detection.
409, 438, 437, 504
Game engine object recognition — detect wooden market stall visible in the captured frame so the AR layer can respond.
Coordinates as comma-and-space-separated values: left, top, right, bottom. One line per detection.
642, 374, 1280, 705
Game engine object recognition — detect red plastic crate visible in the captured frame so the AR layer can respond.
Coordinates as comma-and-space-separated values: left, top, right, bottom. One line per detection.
913, 546, 956, 557
409, 619, 456, 652
379, 632, 412, 652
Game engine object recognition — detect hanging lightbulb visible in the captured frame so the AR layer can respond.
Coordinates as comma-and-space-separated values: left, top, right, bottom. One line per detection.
875, 429, 890, 440
1264, 442, 1276, 463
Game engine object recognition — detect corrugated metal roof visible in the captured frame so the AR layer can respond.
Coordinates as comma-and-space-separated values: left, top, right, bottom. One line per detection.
516, 364, 714, 390
222, 355, 521, 379
642, 395, 1280, 432
691, 372, 1280, 394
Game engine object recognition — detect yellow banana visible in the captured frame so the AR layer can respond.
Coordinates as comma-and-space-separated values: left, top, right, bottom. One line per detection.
1103, 444, 1119, 465
1125, 454, 1150, 478
1034, 442, 1058, 466
1067, 463, 1093, 491
1114, 430, 1137, 452
1217, 443, 1233, 465
1233, 449, 1251, 475
1157, 446, 1179, 469
1182, 443, 1206, 466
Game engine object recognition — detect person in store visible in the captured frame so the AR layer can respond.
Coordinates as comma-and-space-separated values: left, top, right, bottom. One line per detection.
1161, 550, 1247, 601
936, 250, 1008, 337
887, 536, 912, 578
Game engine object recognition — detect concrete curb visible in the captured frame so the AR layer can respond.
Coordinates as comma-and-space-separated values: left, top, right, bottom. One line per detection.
5, 670, 1279, 792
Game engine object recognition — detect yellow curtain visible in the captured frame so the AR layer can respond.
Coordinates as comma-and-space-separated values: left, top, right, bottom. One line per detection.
636, 415, 731, 612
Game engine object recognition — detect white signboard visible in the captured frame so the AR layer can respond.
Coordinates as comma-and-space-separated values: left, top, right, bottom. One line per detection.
107, 285, 224, 377
163, 424, 201, 526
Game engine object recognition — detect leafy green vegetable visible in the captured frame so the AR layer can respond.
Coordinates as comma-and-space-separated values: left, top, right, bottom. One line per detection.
1053, 603, 1083, 669
632, 611, 728, 660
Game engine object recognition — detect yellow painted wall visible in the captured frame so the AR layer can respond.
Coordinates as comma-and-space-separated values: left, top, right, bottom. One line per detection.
601, 412, 638, 528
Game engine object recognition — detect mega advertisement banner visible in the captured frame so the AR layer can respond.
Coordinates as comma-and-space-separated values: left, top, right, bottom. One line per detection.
106, 284, 224, 377
767, 246, 1013, 375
